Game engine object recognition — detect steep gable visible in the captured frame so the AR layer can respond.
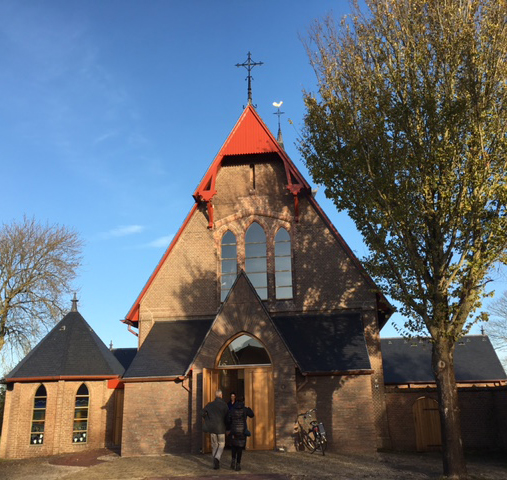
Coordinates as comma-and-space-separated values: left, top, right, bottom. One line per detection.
193, 105, 310, 204
192, 271, 296, 370
124, 105, 394, 328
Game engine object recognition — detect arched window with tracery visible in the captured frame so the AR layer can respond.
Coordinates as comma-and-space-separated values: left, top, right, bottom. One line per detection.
245, 222, 267, 300
221, 230, 237, 301
275, 228, 293, 299
218, 334, 271, 366
31, 384, 46, 445
73, 384, 89, 443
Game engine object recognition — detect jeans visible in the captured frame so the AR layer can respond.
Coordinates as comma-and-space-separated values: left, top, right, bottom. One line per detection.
211, 433, 225, 460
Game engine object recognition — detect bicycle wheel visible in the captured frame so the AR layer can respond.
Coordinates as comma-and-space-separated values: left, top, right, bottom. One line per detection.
296, 429, 306, 451
315, 433, 327, 455
302, 431, 317, 453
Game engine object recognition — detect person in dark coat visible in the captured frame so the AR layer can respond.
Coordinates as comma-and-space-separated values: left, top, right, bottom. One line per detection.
227, 391, 237, 410
202, 389, 229, 469
226, 395, 254, 471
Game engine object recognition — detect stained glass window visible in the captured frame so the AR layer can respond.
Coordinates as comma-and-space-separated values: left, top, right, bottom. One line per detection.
73, 384, 89, 443
30, 385, 46, 445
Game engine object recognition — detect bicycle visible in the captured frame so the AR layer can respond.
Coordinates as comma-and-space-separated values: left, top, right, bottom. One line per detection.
294, 408, 327, 455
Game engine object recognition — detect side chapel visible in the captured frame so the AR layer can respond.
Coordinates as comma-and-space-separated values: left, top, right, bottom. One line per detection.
1, 80, 506, 459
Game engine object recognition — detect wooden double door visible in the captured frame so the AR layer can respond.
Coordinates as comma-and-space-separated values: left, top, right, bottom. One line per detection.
203, 366, 274, 450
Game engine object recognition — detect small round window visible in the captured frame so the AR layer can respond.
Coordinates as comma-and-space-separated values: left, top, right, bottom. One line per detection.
218, 334, 271, 366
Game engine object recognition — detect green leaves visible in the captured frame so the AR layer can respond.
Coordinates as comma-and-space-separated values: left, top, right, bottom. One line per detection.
301, 0, 507, 339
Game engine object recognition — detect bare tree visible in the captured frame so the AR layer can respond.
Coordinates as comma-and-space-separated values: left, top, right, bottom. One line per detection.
487, 290, 507, 361
0, 217, 83, 357
300, 1, 507, 478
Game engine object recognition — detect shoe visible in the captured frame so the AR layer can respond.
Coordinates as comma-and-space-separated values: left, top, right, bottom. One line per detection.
213, 458, 219, 470
231, 459, 236, 470
235, 463, 241, 471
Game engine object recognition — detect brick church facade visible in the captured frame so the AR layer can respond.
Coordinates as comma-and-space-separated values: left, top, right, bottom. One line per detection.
1, 103, 506, 459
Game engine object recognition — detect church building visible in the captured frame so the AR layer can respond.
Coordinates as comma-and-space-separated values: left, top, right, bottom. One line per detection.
1, 82, 506, 459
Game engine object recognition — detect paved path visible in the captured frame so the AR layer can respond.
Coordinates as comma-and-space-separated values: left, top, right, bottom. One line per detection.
0, 449, 506, 479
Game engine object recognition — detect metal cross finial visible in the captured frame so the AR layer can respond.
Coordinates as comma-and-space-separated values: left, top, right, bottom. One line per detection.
71, 292, 78, 312
273, 101, 285, 148
273, 101, 285, 130
236, 52, 264, 106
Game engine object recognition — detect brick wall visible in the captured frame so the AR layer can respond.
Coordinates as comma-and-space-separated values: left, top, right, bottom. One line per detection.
121, 380, 191, 457
138, 155, 379, 334
385, 386, 507, 452
191, 272, 298, 453
296, 373, 377, 455
129, 153, 385, 456
362, 310, 392, 449
0, 380, 115, 459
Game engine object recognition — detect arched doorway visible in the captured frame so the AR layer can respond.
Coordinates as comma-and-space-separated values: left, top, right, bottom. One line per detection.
203, 334, 275, 450
413, 397, 442, 451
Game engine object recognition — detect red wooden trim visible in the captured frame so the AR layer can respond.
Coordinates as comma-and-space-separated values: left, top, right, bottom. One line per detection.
107, 378, 124, 389
193, 105, 311, 210
125, 204, 199, 321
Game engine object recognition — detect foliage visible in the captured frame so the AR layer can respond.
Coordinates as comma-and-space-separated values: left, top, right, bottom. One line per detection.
300, 1, 507, 477
0, 217, 83, 358
301, 0, 507, 341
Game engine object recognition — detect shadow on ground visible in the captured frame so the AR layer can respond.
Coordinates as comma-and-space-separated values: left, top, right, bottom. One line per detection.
0, 449, 506, 480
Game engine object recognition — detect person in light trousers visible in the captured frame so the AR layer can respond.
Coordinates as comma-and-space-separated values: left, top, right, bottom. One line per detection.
202, 389, 229, 469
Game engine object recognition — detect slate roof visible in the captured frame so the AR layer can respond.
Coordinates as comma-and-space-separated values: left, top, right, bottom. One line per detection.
381, 335, 507, 384
6, 311, 125, 381
123, 319, 213, 378
112, 348, 138, 371
272, 313, 371, 373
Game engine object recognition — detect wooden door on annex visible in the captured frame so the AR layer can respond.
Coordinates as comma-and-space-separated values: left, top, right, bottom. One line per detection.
413, 397, 442, 451
244, 367, 275, 450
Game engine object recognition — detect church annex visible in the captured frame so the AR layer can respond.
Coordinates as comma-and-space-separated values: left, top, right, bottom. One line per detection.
1, 98, 506, 459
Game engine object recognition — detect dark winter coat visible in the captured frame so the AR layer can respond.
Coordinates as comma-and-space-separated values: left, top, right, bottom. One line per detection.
202, 397, 229, 434
226, 401, 254, 448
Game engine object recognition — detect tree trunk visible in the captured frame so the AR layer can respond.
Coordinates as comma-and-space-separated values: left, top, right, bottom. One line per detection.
432, 338, 468, 479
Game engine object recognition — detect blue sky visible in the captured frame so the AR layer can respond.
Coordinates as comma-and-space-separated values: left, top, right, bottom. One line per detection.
2, 1, 505, 355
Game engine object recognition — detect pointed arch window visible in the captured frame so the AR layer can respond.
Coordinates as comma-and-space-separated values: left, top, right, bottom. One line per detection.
245, 222, 267, 300
73, 384, 89, 443
275, 228, 293, 299
218, 334, 271, 366
31, 384, 46, 445
221, 231, 237, 302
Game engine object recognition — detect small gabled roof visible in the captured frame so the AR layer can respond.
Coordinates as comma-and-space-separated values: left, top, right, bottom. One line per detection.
273, 313, 372, 374
6, 310, 125, 382
123, 319, 213, 379
381, 335, 507, 384
193, 104, 310, 203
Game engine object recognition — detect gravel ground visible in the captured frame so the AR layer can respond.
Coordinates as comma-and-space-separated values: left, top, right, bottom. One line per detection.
0, 449, 506, 480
